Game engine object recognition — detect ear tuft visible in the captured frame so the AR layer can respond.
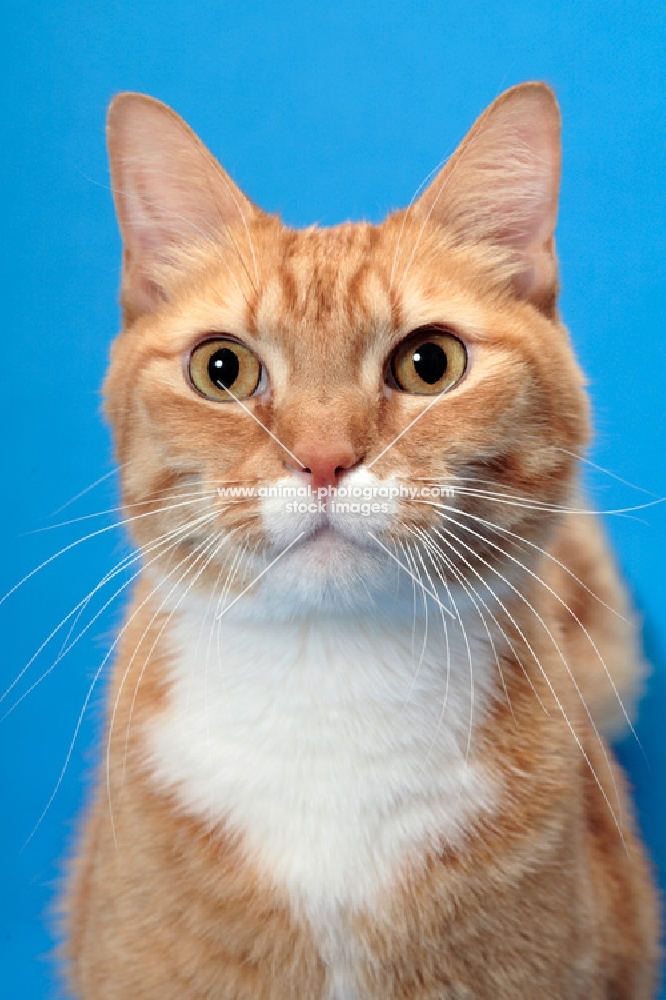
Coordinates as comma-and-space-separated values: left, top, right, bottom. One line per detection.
415, 83, 561, 311
107, 94, 256, 321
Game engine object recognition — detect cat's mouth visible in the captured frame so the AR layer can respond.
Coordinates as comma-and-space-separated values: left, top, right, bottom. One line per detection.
252, 513, 392, 612
259, 470, 400, 567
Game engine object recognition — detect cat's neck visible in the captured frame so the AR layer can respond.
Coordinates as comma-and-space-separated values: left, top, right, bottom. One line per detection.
144, 588, 502, 913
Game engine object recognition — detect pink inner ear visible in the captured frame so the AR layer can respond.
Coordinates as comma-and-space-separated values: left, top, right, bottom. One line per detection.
413, 85, 561, 309
107, 94, 257, 319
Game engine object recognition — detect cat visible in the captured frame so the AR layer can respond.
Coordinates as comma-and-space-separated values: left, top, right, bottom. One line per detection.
62, 82, 660, 998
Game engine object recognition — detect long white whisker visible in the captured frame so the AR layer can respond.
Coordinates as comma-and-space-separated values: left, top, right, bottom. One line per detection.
403, 532, 476, 846
25, 490, 221, 534
1, 494, 220, 609
416, 521, 549, 715
218, 382, 306, 470
412, 524, 516, 724
431, 521, 627, 848
99, 171, 256, 309
366, 391, 451, 472
437, 506, 643, 751
211, 165, 260, 289
396, 533, 419, 659
204, 535, 248, 792
409, 497, 640, 743
412, 496, 627, 621
365, 532, 454, 619
443, 485, 666, 518
555, 448, 660, 498
120, 532, 229, 806
406, 534, 475, 775
107, 527, 231, 842
393, 116, 504, 296
388, 154, 450, 292
50, 466, 122, 517
1, 511, 217, 719
214, 536, 248, 617
395, 528, 451, 713
214, 533, 306, 620
411, 473, 666, 521
397, 534, 429, 676
19, 515, 222, 852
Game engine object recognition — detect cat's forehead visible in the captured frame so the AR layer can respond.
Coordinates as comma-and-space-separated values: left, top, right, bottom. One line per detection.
237, 218, 498, 370
250, 220, 395, 352
159, 214, 495, 383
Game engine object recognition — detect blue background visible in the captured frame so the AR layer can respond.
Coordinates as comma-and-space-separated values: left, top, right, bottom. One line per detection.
1, 2, 665, 996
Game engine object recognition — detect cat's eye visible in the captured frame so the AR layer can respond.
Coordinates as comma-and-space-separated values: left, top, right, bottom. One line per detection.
188, 338, 263, 402
389, 327, 467, 395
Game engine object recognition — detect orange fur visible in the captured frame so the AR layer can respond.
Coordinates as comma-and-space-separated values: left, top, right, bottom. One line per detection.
62, 84, 660, 998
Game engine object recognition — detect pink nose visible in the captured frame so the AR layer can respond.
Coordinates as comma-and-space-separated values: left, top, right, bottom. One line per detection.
289, 442, 359, 491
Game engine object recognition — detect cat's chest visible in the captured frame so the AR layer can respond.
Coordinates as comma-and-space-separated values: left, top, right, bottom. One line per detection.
144, 601, 499, 988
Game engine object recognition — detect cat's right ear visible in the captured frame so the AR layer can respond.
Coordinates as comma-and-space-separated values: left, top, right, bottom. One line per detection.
107, 94, 257, 322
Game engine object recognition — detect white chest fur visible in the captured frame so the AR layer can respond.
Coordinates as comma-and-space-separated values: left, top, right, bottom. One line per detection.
145, 597, 500, 994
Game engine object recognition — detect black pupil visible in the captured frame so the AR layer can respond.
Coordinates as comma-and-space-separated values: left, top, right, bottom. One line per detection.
413, 342, 447, 384
208, 348, 239, 391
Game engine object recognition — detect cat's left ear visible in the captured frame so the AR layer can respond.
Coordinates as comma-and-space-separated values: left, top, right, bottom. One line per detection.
414, 82, 561, 312
107, 94, 258, 322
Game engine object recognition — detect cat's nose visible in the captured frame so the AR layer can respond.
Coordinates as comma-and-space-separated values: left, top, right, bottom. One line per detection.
288, 441, 360, 492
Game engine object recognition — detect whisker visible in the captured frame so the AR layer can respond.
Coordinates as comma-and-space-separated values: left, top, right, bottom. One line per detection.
398, 529, 452, 716
365, 532, 454, 619
397, 533, 429, 676
396, 533, 420, 660
406, 533, 475, 773
1, 494, 220, 609
25, 490, 220, 534
119, 531, 229, 808
439, 484, 666, 519
107, 527, 232, 842
366, 390, 451, 471
410, 471, 666, 519
1, 511, 218, 719
403, 532, 477, 846
50, 465, 123, 517
393, 115, 504, 296
210, 165, 259, 295
100, 172, 256, 310
430, 521, 627, 848
437, 506, 643, 751
388, 154, 450, 293
214, 535, 247, 618
16, 530, 199, 848
204, 534, 248, 786
213, 532, 306, 621
411, 497, 627, 621
408, 497, 641, 748
202, 161, 259, 295
19, 513, 225, 851
216, 382, 306, 470
554, 447, 660, 498
213, 542, 248, 726
416, 521, 549, 715
412, 524, 516, 725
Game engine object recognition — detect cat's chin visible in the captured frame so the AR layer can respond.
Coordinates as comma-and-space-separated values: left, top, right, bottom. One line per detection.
301, 522, 355, 551
237, 523, 400, 619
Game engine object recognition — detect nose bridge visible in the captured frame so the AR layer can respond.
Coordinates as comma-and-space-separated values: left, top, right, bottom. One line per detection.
275, 385, 374, 469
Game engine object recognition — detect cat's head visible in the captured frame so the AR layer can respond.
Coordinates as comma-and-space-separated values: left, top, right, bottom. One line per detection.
103, 83, 588, 617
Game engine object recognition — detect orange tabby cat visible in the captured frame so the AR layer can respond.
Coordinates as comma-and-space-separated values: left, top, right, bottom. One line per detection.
63, 83, 660, 998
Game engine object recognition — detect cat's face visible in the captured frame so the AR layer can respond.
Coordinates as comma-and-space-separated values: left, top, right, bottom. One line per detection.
104, 84, 588, 615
